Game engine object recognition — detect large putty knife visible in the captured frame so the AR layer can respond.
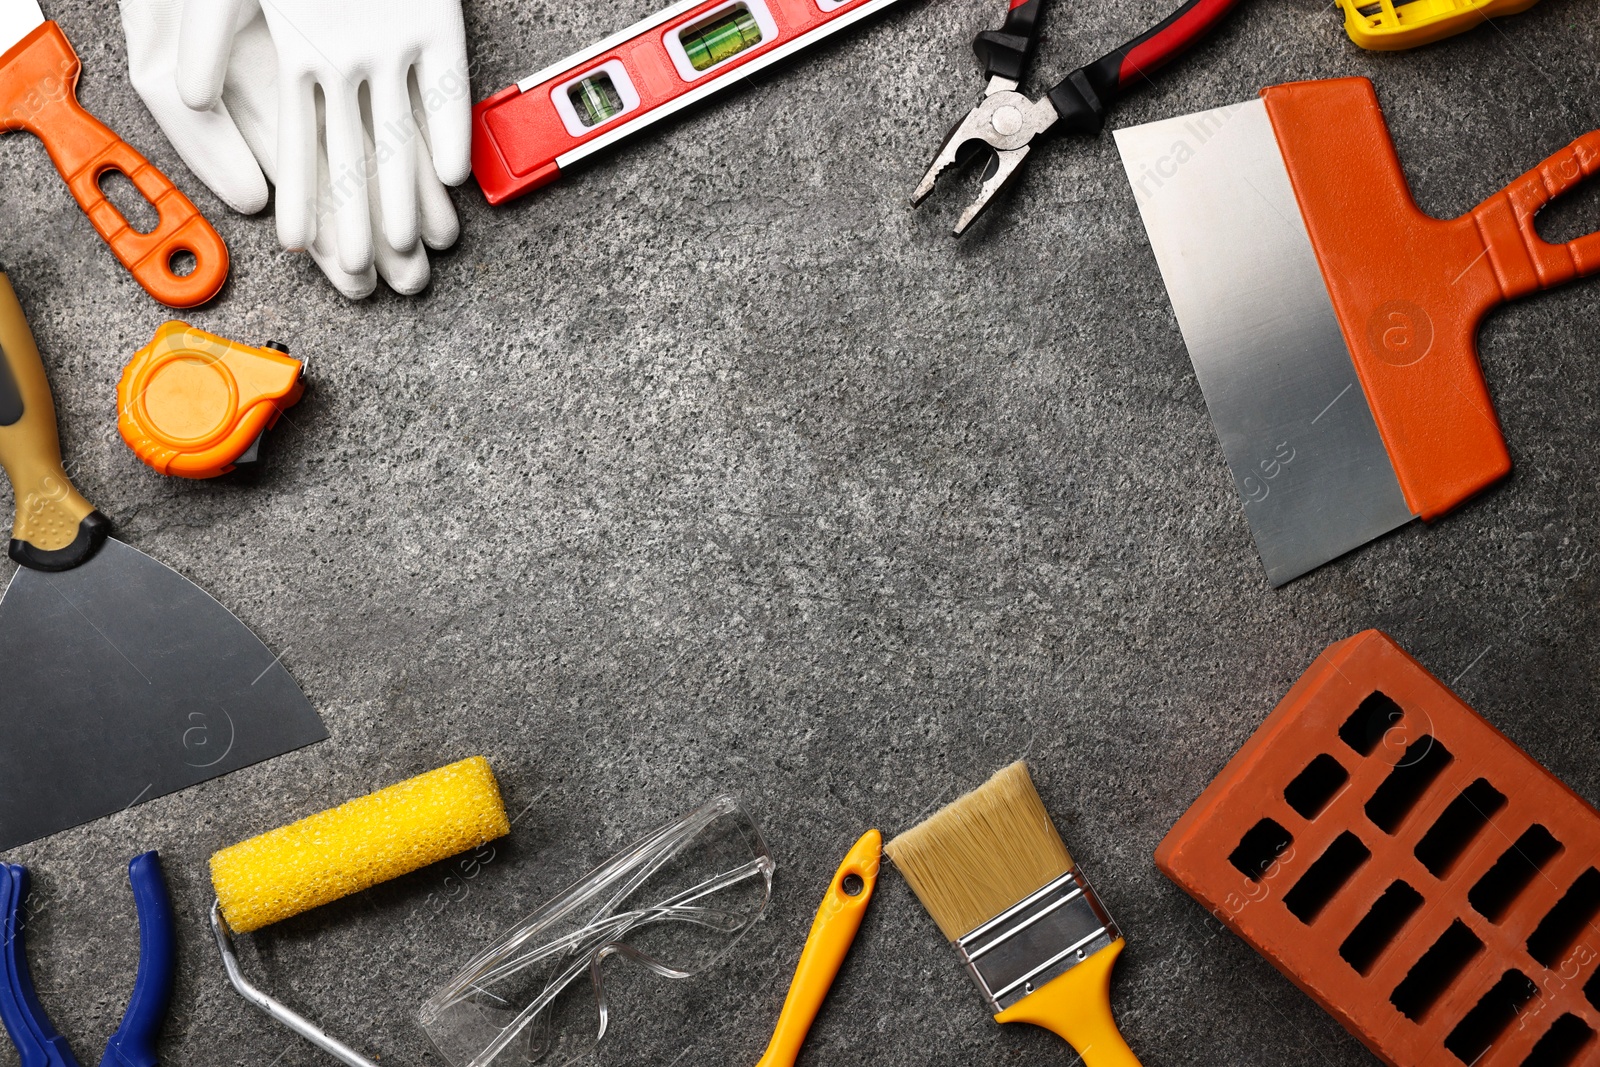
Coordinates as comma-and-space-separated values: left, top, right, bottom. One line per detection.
1114, 77, 1600, 585
0, 271, 325, 851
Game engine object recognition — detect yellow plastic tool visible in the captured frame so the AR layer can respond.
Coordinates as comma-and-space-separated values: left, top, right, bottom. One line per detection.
0, 272, 99, 560
117, 321, 303, 479
995, 938, 1139, 1066
1336, 0, 1538, 50
754, 828, 880, 1067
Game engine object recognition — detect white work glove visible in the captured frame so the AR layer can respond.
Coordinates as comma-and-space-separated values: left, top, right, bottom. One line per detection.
121, 0, 267, 214
178, 0, 472, 275
120, 0, 459, 297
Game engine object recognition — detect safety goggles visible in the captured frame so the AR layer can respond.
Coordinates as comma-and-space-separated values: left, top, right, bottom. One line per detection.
419, 795, 774, 1067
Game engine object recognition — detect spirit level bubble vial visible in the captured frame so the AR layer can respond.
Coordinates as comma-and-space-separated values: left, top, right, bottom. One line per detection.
471, 0, 911, 204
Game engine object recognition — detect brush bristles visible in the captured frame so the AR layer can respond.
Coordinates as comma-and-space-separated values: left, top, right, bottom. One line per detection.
885, 761, 1073, 940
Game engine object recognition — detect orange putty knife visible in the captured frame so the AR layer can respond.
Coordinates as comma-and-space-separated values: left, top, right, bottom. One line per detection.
0, 0, 227, 306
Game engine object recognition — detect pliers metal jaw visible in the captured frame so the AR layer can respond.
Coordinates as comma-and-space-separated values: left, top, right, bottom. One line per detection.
914, 0, 1242, 235
0, 854, 176, 1067
913, 76, 1060, 235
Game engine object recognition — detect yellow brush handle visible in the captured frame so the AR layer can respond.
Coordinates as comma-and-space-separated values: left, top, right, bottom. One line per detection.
994, 938, 1142, 1067
0, 272, 104, 570
754, 828, 881, 1067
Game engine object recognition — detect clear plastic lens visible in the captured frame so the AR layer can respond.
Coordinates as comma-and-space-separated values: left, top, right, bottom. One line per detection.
419, 796, 773, 1067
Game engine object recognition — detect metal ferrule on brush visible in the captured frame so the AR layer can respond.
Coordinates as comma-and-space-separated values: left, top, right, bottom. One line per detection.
955, 867, 1120, 1014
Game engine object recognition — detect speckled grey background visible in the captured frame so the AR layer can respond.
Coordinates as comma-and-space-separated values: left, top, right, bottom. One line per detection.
0, 0, 1597, 1064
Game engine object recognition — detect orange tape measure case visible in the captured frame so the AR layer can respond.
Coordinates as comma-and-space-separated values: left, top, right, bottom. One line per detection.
118, 322, 303, 479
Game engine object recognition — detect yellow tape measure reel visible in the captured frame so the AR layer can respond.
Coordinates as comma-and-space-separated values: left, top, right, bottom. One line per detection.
119, 322, 304, 479
1337, 0, 1539, 50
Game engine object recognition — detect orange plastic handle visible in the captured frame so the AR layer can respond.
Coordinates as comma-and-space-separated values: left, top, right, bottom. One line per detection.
0, 22, 227, 308
1262, 79, 1600, 524
753, 829, 880, 1067
1470, 129, 1600, 300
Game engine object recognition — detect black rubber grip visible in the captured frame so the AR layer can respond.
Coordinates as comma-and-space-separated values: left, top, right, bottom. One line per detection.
973, 0, 1045, 83
9, 510, 109, 572
1045, 0, 1239, 134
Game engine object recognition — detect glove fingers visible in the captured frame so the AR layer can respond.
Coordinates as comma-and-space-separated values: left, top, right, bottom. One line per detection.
177, 0, 250, 110
416, 153, 459, 251
220, 11, 280, 179
306, 242, 379, 300
367, 74, 421, 252
374, 232, 432, 296
321, 86, 375, 274
408, 76, 460, 250
121, 0, 267, 214
415, 44, 472, 186
274, 75, 321, 251
160, 98, 269, 215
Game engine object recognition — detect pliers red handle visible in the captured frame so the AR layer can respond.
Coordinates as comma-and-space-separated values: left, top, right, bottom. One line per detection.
914, 0, 1241, 234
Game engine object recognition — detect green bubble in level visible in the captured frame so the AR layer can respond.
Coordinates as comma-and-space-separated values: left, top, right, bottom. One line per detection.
682, 9, 762, 72
569, 72, 624, 127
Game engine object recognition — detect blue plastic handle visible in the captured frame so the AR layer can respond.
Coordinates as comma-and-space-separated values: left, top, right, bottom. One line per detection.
99, 852, 175, 1067
0, 863, 79, 1067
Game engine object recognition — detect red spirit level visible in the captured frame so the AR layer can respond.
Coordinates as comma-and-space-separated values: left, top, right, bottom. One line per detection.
471, 0, 909, 204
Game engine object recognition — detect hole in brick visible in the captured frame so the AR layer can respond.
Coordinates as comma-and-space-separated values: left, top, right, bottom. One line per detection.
1341, 880, 1424, 975
1585, 968, 1600, 1015
1228, 818, 1293, 882
1340, 691, 1404, 756
1521, 1013, 1593, 1067
1414, 778, 1507, 877
1471, 826, 1564, 923
1444, 969, 1537, 1064
1283, 832, 1369, 923
1391, 920, 1483, 1022
1284, 754, 1349, 820
1365, 735, 1452, 834
1527, 868, 1600, 969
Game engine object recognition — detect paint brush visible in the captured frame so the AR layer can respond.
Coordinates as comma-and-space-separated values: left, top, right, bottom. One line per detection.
886, 762, 1140, 1066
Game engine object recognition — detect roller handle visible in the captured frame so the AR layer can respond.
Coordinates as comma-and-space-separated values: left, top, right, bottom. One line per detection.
100, 853, 176, 1067
1470, 129, 1600, 301
0, 864, 80, 1067
1045, 0, 1240, 136
0, 272, 107, 571
994, 938, 1142, 1067
753, 829, 881, 1067
0, 23, 227, 309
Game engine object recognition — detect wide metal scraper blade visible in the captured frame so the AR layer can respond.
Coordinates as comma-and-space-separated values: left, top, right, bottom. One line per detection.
1114, 100, 1415, 585
0, 537, 326, 850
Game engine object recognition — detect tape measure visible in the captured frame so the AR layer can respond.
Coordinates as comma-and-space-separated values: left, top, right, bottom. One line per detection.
1337, 0, 1538, 50
118, 322, 304, 479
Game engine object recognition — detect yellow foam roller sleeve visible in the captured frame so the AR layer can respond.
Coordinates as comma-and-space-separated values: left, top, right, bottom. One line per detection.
211, 756, 511, 933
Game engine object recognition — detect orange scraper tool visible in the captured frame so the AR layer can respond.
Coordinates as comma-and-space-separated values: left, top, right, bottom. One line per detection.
118, 322, 303, 479
1158, 630, 1600, 1066
0, 0, 227, 307
1116, 77, 1600, 585
755, 829, 879, 1067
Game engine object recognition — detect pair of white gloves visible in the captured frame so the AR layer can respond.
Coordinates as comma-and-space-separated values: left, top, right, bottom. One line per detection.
121, 0, 472, 298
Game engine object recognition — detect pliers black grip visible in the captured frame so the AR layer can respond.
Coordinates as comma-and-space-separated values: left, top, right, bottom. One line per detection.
915, 0, 1242, 234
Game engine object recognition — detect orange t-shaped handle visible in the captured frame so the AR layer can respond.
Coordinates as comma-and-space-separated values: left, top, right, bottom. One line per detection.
0, 22, 227, 308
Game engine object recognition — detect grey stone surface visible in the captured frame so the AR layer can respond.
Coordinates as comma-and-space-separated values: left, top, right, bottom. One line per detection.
1, 0, 1598, 1064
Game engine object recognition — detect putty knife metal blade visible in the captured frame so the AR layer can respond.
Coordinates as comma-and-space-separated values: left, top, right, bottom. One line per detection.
1113, 100, 1414, 585
0, 538, 326, 850
0, 268, 325, 851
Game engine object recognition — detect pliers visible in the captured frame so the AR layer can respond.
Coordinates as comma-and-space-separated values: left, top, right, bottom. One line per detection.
0, 854, 176, 1067
914, 0, 1241, 234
